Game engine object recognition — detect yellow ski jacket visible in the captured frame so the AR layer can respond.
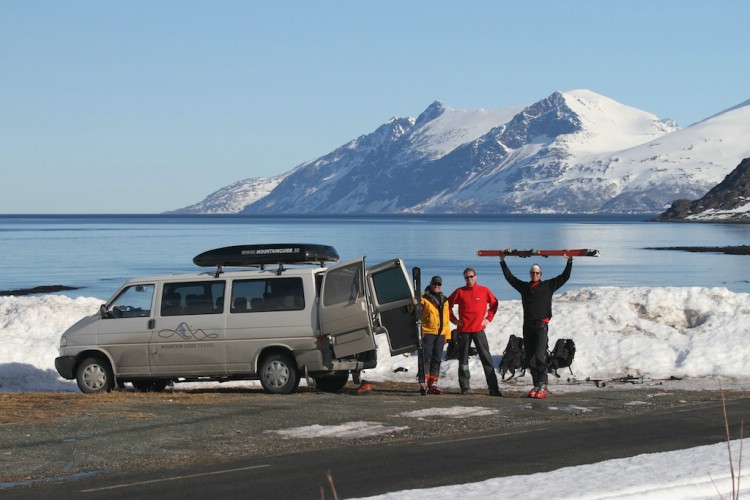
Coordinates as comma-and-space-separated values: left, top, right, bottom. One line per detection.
421, 291, 452, 339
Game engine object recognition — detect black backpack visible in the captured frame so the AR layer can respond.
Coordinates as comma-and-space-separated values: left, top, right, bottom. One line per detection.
547, 338, 576, 377
499, 334, 526, 380
445, 329, 479, 360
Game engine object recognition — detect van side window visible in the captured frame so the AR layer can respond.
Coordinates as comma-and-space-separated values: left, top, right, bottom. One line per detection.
110, 284, 155, 318
161, 281, 226, 316
231, 277, 305, 313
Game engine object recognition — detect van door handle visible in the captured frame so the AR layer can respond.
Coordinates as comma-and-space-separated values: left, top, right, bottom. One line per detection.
148, 319, 155, 329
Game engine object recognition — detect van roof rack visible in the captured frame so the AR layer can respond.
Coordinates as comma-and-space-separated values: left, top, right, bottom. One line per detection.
193, 244, 340, 270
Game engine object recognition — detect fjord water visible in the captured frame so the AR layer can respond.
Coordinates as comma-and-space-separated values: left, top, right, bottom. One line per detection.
0, 214, 748, 301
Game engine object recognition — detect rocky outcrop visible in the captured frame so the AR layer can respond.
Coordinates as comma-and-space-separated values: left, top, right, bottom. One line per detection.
655, 158, 750, 222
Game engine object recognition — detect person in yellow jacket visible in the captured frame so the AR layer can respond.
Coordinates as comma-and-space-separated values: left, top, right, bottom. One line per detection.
419, 275, 452, 394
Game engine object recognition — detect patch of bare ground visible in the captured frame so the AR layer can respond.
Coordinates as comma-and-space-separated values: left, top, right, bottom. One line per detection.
0, 382, 421, 425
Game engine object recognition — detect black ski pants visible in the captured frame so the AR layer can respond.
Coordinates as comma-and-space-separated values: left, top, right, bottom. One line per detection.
523, 319, 549, 387
457, 330, 499, 393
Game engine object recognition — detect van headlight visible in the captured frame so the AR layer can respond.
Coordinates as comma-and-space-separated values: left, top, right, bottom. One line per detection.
59, 335, 67, 348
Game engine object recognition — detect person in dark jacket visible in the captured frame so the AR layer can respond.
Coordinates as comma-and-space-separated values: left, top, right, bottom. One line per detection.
499, 253, 573, 399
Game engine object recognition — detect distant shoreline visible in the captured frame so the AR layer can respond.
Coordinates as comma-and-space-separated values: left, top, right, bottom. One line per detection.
646, 245, 750, 255
0, 285, 81, 296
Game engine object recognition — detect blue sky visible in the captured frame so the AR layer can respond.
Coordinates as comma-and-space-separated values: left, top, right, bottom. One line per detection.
2, 1, 748, 214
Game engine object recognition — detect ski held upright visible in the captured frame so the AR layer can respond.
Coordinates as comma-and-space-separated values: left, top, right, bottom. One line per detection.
412, 266, 426, 395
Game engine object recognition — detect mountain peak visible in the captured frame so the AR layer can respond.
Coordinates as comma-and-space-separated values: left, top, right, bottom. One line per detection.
414, 100, 448, 126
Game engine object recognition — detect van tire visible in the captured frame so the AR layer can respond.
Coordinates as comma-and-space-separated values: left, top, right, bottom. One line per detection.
314, 372, 349, 392
132, 380, 169, 392
76, 357, 114, 394
259, 353, 300, 394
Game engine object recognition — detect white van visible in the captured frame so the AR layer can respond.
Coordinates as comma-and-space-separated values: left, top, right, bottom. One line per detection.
55, 244, 418, 394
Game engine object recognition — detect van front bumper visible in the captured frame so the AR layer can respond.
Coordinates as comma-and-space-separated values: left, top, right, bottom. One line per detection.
55, 356, 77, 379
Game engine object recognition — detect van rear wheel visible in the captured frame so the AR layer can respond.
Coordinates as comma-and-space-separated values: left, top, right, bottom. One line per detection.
314, 372, 349, 392
76, 357, 114, 394
132, 380, 169, 392
259, 353, 300, 394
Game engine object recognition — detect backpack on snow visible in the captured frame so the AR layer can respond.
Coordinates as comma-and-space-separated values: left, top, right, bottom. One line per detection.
547, 338, 576, 378
498, 334, 526, 380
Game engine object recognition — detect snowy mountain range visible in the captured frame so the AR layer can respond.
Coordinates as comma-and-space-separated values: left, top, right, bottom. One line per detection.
169, 90, 750, 215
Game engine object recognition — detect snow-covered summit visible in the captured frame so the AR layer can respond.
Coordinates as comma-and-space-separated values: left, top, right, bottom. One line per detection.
406, 100, 524, 159
560, 89, 679, 154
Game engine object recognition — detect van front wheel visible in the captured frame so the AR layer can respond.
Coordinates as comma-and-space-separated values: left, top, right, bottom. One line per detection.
259, 353, 300, 394
76, 357, 114, 394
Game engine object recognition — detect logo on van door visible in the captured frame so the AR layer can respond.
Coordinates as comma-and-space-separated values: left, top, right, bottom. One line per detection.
158, 322, 219, 341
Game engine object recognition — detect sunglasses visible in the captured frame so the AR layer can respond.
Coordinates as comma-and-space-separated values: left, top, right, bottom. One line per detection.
464, 275, 476, 279
431, 283, 442, 287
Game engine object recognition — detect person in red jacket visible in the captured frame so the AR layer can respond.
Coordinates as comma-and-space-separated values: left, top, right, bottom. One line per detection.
448, 268, 502, 396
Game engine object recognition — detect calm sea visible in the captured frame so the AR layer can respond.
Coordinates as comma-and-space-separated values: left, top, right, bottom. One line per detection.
0, 214, 748, 301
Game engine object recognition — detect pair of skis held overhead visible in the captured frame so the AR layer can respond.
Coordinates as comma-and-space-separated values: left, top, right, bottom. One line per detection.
411, 248, 599, 395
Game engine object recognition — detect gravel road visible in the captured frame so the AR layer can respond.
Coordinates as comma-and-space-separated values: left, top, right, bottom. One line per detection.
0, 382, 742, 489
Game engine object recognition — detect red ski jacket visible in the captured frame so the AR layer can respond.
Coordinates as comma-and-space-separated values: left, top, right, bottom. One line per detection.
448, 284, 498, 333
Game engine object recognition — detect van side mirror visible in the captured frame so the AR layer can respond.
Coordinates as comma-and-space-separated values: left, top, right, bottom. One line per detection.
100, 304, 111, 319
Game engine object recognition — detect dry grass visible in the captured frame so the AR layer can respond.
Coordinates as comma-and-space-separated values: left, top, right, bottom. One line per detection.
717, 388, 744, 499
708, 387, 745, 499
0, 381, 426, 425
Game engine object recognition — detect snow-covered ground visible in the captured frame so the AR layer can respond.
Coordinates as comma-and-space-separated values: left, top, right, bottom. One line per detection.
2, 286, 749, 498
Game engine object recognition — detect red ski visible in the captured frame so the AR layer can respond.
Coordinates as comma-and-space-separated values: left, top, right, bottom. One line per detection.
477, 248, 600, 258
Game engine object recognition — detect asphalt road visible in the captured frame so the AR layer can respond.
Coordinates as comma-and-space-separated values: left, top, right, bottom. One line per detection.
2, 387, 748, 499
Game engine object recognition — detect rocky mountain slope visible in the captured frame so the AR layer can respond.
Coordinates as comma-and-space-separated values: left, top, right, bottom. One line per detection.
655, 158, 750, 222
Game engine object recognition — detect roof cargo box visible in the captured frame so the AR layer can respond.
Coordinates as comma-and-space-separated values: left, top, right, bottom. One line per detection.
193, 243, 339, 268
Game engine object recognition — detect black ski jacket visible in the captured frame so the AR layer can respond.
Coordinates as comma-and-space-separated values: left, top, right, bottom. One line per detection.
500, 259, 572, 321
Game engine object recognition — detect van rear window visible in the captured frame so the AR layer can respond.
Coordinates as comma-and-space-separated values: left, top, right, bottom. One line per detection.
323, 262, 362, 306
230, 277, 305, 313
370, 266, 412, 305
